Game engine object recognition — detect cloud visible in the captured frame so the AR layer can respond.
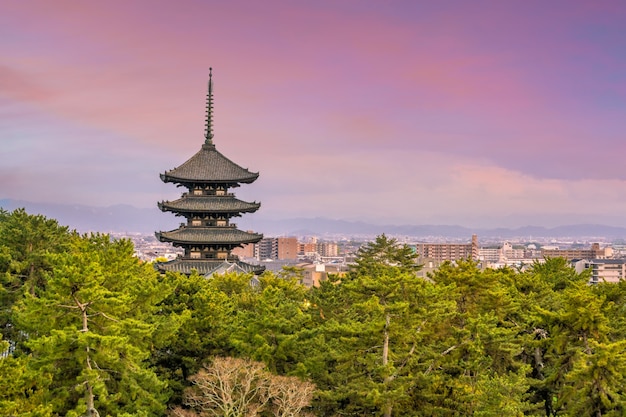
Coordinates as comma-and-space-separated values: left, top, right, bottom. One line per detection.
2, 1, 626, 228
0, 66, 56, 102
245, 147, 626, 227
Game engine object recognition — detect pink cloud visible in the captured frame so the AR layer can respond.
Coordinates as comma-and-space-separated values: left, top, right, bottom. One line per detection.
0, 66, 56, 101
3, 0, 626, 227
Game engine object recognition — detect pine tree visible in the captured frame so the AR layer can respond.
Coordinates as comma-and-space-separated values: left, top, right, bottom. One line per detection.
15, 233, 169, 416
228, 272, 314, 374
425, 261, 533, 415
511, 258, 602, 416
0, 336, 53, 417
307, 234, 444, 416
152, 270, 240, 406
0, 208, 72, 350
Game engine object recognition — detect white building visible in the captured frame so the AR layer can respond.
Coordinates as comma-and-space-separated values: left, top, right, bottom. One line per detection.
572, 259, 626, 284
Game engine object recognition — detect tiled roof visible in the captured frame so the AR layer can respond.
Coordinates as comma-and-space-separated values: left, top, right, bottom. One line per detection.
161, 143, 258, 184
156, 226, 263, 245
155, 258, 265, 275
159, 195, 260, 214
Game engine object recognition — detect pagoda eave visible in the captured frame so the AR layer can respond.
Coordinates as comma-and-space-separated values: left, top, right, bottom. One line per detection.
156, 228, 263, 246
158, 208, 260, 216
160, 173, 259, 185
158, 197, 261, 214
155, 258, 265, 275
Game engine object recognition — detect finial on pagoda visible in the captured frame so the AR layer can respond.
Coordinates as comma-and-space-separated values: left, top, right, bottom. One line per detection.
204, 68, 214, 145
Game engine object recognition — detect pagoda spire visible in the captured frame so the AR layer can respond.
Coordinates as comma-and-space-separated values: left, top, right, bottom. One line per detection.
204, 68, 214, 145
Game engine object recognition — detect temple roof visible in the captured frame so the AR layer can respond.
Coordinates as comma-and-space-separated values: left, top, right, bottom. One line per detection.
160, 144, 259, 185
155, 258, 265, 275
158, 195, 260, 214
161, 69, 258, 185
156, 226, 263, 245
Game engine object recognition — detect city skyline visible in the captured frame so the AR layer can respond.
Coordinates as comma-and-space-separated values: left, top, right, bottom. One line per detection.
2, 1, 626, 228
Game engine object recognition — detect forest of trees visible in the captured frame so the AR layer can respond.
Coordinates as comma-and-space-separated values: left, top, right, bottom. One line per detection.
2, 208, 626, 416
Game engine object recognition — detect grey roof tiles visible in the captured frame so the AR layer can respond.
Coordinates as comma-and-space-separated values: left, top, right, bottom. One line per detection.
161, 144, 258, 184
155, 258, 265, 275
156, 227, 263, 245
159, 195, 260, 213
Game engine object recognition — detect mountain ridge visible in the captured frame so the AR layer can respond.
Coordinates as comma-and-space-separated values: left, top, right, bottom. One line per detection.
2, 199, 626, 240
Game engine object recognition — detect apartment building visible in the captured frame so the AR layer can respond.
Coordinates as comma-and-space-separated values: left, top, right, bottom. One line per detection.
277, 237, 299, 260
413, 234, 479, 263
253, 237, 299, 260
301, 263, 348, 287
542, 243, 613, 261
235, 236, 337, 262
478, 242, 541, 267
572, 259, 626, 284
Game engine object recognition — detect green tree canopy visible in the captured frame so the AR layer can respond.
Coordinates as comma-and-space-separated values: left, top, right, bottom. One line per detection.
15, 233, 169, 416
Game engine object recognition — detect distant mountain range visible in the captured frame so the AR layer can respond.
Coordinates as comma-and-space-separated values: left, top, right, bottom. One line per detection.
3, 199, 626, 240
0, 199, 179, 234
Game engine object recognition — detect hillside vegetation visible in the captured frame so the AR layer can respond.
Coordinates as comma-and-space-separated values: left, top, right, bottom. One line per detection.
2, 208, 626, 416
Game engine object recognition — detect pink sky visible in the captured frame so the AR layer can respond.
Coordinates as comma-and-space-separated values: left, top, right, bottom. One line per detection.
2, 0, 626, 228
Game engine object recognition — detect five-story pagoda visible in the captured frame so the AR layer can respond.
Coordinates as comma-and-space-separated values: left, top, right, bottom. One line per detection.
155, 69, 264, 275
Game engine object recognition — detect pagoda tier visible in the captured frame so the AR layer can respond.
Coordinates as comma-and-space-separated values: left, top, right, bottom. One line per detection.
155, 259, 262, 275
156, 227, 262, 246
160, 143, 258, 187
155, 68, 264, 276
158, 194, 260, 217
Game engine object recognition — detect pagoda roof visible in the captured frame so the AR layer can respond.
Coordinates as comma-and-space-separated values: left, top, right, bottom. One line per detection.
156, 226, 263, 245
155, 258, 265, 275
158, 195, 260, 214
160, 144, 259, 185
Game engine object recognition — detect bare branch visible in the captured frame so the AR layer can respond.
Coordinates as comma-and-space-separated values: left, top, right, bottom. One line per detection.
441, 345, 457, 356
268, 375, 315, 417
184, 357, 270, 417
181, 357, 315, 417
57, 304, 80, 309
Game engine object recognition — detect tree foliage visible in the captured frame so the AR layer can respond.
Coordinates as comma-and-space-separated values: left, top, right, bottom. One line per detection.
14, 233, 169, 416
0, 208, 72, 350
4, 210, 626, 417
